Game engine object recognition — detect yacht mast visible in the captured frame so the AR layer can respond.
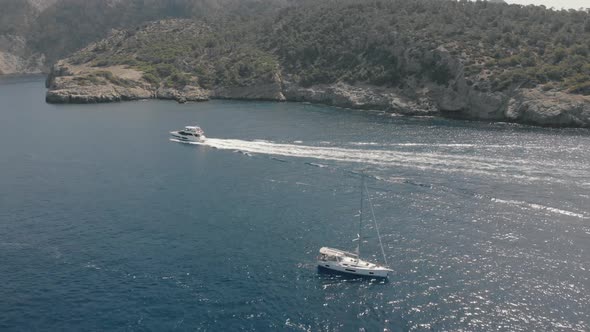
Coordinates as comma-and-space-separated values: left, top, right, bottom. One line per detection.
364, 180, 388, 266
357, 173, 364, 259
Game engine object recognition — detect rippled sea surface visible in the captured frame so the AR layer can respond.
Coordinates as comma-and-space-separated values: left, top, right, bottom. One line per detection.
1, 77, 588, 331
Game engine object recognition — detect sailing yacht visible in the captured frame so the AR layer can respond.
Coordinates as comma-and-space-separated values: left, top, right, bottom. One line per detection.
318, 175, 393, 278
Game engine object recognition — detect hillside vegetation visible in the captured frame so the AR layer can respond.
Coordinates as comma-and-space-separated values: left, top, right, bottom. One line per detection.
1, 0, 289, 73
67, 20, 279, 90
27, 0, 288, 64
49, 0, 590, 96
0, 0, 38, 35
265, 0, 590, 95
44, 0, 590, 127
4, 0, 590, 96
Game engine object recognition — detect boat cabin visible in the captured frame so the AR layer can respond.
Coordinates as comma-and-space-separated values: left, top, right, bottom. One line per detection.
179, 126, 204, 137
318, 247, 359, 262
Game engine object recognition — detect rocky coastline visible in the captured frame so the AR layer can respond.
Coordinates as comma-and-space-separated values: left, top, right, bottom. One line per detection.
45, 60, 590, 128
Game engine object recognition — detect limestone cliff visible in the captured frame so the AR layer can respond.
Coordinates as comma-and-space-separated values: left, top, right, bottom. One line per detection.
506, 89, 590, 127
0, 0, 49, 75
45, 60, 206, 103
0, 36, 45, 75
45, 60, 284, 104
46, 57, 590, 128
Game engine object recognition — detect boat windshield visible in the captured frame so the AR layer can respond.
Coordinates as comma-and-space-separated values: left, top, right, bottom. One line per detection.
185, 127, 203, 133
342, 251, 358, 258
319, 254, 339, 262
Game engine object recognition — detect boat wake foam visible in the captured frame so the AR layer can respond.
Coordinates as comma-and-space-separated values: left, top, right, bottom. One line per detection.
491, 198, 586, 219
189, 138, 587, 185
346, 142, 583, 151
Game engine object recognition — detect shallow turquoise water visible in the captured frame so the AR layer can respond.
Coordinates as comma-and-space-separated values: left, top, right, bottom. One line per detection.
0, 77, 588, 331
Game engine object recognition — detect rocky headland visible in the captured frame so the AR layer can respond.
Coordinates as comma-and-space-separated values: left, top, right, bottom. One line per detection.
46, 61, 590, 127
44, 4, 590, 128
45, 36, 590, 128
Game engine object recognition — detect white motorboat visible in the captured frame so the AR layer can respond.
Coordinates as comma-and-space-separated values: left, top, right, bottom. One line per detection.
170, 125, 205, 142
318, 174, 392, 278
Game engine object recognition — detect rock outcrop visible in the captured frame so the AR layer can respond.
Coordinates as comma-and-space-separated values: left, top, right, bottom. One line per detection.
155, 86, 208, 103
44, 59, 283, 104
0, 0, 56, 75
0, 35, 46, 75
45, 59, 590, 128
46, 61, 155, 103
277, 46, 589, 127
282, 81, 590, 128
212, 73, 286, 101
45, 83, 153, 103
283, 81, 435, 115
506, 89, 590, 127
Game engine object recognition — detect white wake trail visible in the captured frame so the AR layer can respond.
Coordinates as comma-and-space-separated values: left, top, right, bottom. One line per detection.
347, 142, 584, 152
491, 198, 587, 219
189, 138, 587, 184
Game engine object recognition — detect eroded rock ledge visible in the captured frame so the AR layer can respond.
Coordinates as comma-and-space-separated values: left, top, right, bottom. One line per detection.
45, 61, 590, 128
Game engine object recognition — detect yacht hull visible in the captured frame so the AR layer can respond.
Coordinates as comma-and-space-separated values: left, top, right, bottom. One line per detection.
317, 247, 392, 278
317, 260, 391, 278
170, 131, 205, 143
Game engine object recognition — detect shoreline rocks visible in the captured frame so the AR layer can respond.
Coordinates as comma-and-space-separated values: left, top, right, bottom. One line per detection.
44, 62, 590, 128
506, 88, 590, 127
283, 81, 437, 115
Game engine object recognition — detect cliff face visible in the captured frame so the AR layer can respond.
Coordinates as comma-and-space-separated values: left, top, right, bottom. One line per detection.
282, 83, 590, 128
0, 0, 48, 75
46, 55, 590, 128
45, 59, 210, 103
506, 89, 590, 127
45, 61, 152, 103
0, 36, 46, 75
45, 60, 283, 103
26, 0, 58, 11
211, 72, 285, 101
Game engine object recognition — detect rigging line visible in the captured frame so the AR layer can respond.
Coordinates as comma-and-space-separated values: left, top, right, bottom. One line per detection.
364, 181, 388, 266
357, 173, 364, 259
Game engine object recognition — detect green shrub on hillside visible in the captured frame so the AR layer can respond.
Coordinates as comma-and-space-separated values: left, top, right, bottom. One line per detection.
61, 0, 590, 95
264, 0, 590, 94
73, 20, 279, 90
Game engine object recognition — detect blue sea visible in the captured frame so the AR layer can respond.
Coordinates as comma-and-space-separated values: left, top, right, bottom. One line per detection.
1, 77, 588, 331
